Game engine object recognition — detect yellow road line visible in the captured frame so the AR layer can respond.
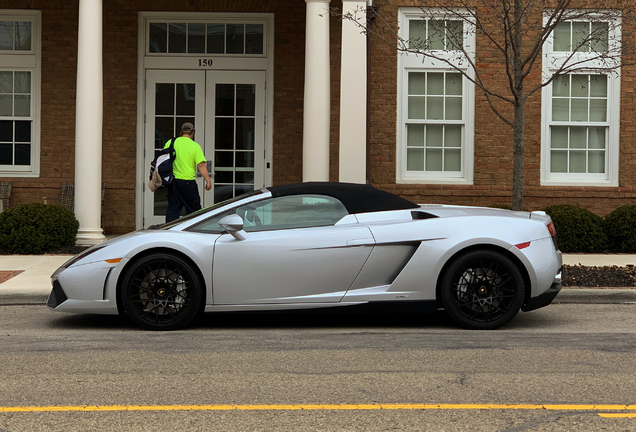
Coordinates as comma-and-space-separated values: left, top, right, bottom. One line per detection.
1, 403, 636, 413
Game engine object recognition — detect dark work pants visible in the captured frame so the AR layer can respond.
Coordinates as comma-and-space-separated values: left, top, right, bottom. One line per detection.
166, 179, 202, 223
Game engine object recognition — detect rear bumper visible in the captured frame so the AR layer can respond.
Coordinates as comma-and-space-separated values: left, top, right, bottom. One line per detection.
523, 278, 562, 312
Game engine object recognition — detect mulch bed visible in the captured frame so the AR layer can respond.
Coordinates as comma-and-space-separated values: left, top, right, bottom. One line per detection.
562, 265, 636, 288
0, 270, 24, 284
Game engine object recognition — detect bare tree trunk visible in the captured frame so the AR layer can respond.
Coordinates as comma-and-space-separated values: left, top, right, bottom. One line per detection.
512, 101, 525, 211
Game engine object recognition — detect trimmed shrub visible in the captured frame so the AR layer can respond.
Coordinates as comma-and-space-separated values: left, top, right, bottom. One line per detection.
0, 203, 79, 254
543, 204, 607, 253
604, 204, 636, 253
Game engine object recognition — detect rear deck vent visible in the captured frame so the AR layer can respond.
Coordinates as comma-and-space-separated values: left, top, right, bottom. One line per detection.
411, 211, 438, 220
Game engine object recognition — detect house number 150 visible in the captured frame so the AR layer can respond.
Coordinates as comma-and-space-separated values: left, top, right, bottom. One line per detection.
198, 59, 213, 67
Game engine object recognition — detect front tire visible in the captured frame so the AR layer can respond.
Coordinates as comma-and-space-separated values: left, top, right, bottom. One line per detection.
121, 253, 204, 330
440, 250, 525, 330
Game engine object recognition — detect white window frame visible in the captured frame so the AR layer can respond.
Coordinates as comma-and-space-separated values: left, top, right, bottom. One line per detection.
0, 9, 41, 177
397, 8, 475, 185
541, 11, 621, 186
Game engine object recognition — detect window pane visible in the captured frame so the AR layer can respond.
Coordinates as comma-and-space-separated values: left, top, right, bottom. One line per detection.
15, 120, 30, 142
0, 94, 12, 116
188, 23, 206, 53
588, 127, 605, 149
590, 75, 607, 97
428, 20, 445, 50
552, 99, 569, 121
207, 24, 225, 53
425, 148, 443, 170
0, 71, 12, 93
15, 21, 31, 50
0, 21, 13, 50
407, 124, 424, 147
588, 151, 605, 173
15, 143, 29, 165
149, 23, 167, 53
236, 118, 255, 150
236, 84, 255, 116
215, 118, 234, 149
445, 125, 462, 147
591, 22, 608, 52
215, 84, 235, 116
155, 118, 174, 148
569, 151, 586, 172
408, 72, 426, 95
590, 99, 607, 122
445, 73, 462, 95
235, 151, 254, 168
570, 127, 586, 149
409, 20, 427, 50
408, 96, 426, 119
176, 83, 195, 115
551, 151, 567, 172
444, 148, 461, 171
407, 148, 424, 170
553, 22, 571, 52
571, 75, 588, 97
425, 124, 443, 147
551, 126, 569, 149
14, 94, 30, 116
427, 73, 444, 95
572, 22, 589, 52
445, 97, 462, 120
15, 71, 30, 93
169, 23, 186, 53
446, 21, 463, 50
571, 98, 588, 121
0, 144, 11, 164
155, 83, 175, 115
552, 75, 570, 97
427, 97, 444, 119
0, 120, 11, 141
245, 24, 264, 54
226, 24, 244, 54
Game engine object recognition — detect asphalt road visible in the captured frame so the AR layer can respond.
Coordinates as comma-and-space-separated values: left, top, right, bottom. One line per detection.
1, 303, 636, 431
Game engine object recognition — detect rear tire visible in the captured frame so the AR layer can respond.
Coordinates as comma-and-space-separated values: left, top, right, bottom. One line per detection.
121, 253, 204, 330
440, 250, 525, 330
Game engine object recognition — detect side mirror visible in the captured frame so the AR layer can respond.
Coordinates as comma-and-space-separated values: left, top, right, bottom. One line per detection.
218, 214, 246, 240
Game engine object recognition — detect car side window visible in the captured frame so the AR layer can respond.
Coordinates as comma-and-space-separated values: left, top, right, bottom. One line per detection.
189, 194, 349, 234
237, 195, 348, 232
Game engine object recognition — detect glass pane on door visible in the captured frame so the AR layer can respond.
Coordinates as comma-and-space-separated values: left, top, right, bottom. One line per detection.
153, 82, 195, 217
213, 83, 256, 203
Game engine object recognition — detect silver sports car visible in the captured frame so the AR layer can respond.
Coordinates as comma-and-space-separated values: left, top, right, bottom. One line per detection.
48, 182, 562, 330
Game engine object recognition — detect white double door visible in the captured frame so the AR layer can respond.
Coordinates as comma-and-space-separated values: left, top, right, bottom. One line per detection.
143, 69, 266, 227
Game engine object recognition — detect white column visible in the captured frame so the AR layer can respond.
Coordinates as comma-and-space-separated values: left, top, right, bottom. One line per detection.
339, 0, 367, 183
303, 0, 331, 182
74, 0, 105, 246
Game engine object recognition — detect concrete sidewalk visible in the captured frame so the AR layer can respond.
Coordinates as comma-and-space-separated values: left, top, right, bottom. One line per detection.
0, 253, 635, 306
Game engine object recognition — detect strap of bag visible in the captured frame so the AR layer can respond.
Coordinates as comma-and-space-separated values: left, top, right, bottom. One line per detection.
168, 137, 177, 161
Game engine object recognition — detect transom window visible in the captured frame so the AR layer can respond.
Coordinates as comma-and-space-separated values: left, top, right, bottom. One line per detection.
408, 19, 463, 51
0, 20, 32, 51
148, 22, 264, 55
0, 11, 39, 176
398, 8, 475, 184
553, 21, 608, 53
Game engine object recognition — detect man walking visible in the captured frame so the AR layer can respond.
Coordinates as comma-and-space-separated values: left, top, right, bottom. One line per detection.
165, 122, 212, 222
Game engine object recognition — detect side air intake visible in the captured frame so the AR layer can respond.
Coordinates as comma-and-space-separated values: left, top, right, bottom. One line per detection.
411, 211, 438, 220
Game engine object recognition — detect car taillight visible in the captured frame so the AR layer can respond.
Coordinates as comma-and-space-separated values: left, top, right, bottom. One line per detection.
547, 221, 559, 250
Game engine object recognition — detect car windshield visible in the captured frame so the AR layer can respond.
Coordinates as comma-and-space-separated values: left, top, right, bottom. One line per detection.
148, 189, 266, 230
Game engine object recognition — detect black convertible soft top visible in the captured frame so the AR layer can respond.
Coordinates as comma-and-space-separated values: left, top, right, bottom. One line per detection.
267, 182, 419, 215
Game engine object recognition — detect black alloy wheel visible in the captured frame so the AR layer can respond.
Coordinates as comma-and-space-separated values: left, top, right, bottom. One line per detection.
440, 249, 525, 330
121, 253, 204, 330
